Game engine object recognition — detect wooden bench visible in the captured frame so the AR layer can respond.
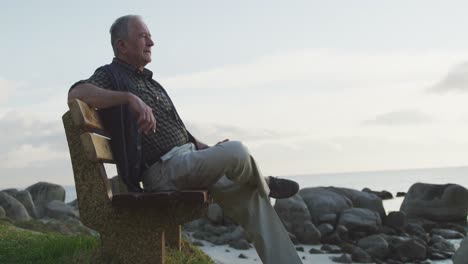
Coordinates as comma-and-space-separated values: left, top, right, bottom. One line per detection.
62, 99, 210, 263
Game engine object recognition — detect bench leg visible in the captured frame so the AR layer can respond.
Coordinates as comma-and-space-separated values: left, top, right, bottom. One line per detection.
165, 225, 182, 251
100, 229, 165, 264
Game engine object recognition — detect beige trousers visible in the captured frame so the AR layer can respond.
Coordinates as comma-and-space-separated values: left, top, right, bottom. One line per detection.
142, 141, 302, 264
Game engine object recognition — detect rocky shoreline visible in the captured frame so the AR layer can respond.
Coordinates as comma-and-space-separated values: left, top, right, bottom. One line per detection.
1, 181, 467, 263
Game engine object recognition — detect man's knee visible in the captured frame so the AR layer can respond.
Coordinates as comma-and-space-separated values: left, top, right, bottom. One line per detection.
223, 141, 251, 164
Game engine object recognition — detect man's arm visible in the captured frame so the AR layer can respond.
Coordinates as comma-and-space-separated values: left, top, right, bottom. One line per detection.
68, 83, 156, 134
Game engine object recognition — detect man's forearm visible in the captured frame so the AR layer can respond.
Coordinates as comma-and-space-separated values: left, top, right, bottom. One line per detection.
67, 83, 131, 109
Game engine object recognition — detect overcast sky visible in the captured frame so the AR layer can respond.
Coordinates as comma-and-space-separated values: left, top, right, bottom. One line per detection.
2, 0, 468, 188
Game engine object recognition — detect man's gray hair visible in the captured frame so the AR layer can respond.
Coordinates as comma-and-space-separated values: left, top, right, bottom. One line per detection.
110, 15, 141, 56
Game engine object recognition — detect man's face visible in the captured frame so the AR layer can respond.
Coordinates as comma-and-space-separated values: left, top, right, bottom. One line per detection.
121, 18, 154, 69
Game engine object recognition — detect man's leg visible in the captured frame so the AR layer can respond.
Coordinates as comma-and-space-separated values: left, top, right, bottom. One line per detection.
209, 176, 303, 264
142, 141, 302, 263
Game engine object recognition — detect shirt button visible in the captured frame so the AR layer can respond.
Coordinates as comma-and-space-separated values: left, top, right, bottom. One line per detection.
137, 145, 142, 150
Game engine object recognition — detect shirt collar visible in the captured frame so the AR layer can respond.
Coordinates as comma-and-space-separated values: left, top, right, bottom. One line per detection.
112, 57, 153, 79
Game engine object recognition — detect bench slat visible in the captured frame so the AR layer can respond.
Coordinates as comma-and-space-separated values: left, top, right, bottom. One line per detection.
80, 133, 115, 163
112, 191, 210, 208
68, 99, 104, 131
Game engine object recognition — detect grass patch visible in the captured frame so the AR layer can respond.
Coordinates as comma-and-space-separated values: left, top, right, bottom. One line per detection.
166, 240, 215, 264
0, 221, 98, 264
0, 219, 213, 264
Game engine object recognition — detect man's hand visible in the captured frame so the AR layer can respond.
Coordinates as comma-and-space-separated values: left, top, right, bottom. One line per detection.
128, 93, 156, 134
216, 139, 229, 145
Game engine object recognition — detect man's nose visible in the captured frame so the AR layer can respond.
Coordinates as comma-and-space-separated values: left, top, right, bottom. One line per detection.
147, 37, 154, 47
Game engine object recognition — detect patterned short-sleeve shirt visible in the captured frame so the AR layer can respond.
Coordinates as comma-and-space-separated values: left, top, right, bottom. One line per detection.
77, 58, 189, 166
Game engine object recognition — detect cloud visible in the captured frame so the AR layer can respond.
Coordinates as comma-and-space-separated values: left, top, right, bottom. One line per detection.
0, 78, 24, 103
184, 121, 291, 145
430, 61, 468, 93
161, 49, 467, 94
362, 109, 435, 125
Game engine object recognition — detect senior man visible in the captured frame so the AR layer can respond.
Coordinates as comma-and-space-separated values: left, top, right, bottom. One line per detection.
68, 15, 302, 264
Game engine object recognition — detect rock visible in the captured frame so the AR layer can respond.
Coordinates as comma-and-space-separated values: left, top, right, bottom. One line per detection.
67, 199, 78, 209
351, 247, 373, 263
357, 234, 390, 259
238, 253, 248, 259
431, 228, 464, 239
11, 190, 37, 219
362, 187, 394, 200
404, 223, 426, 238
207, 203, 223, 225
0, 206, 5, 218
453, 236, 468, 264
183, 218, 209, 232
274, 194, 321, 244
330, 253, 352, 263
337, 208, 382, 234
1, 188, 18, 196
385, 211, 407, 230
192, 240, 204, 247
45, 200, 79, 219
299, 187, 352, 225
317, 223, 334, 237
321, 244, 342, 253
296, 247, 304, 252
229, 239, 250, 250
288, 232, 299, 245
400, 182, 468, 222
318, 213, 337, 224
327, 187, 386, 219
396, 192, 406, 197
308, 248, 324, 254
429, 235, 455, 253
0, 192, 31, 221
393, 238, 427, 262
339, 242, 354, 254
26, 182, 66, 218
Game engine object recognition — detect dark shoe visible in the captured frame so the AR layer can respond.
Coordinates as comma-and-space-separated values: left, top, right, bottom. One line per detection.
268, 176, 299, 199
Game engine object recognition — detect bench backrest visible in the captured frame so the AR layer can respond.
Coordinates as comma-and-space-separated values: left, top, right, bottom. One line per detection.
62, 99, 124, 229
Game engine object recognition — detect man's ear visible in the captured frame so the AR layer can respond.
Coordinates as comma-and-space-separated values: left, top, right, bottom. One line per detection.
117, 39, 127, 54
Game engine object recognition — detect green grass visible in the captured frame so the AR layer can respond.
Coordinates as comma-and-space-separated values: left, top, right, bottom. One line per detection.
0, 220, 98, 264
0, 218, 214, 264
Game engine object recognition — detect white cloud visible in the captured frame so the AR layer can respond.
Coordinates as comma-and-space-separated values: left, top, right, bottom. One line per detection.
362, 109, 435, 125
0, 144, 68, 169
430, 61, 468, 93
0, 78, 24, 103
161, 49, 468, 93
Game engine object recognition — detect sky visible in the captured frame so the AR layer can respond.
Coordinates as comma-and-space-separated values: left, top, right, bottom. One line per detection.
1, 0, 468, 188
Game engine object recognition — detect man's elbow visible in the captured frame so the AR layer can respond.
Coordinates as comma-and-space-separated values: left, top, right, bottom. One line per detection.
67, 84, 86, 103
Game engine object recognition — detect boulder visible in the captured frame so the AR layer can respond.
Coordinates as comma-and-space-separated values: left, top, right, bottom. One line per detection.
229, 239, 251, 250
385, 211, 407, 230
453, 236, 468, 264
0, 192, 31, 221
396, 192, 406, 197
357, 234, 390, 259
1, 188, 18, 196
274, 194, 320, 244
337, 208, 382, 234
429, 234, 455, 253
0, 206, 5, 218
317, 223, 334, 237
400, 182, 468, 222
11, 190, 37, 218
44, 200, 79, 220
299, 187, 352, 225
392, 238, 427, 262
207, 203, 223, 225
430, 228, 464, 239
327, 187, 386, 219
362, 187, 393, 200
26, 182, 65, 218
330, 253, 352, 263
351, 247, 373, 263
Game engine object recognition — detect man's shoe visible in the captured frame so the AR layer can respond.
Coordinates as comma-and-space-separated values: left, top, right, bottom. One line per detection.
268, 176, 299, 199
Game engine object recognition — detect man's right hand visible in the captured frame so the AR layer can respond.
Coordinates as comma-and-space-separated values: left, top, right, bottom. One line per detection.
128, 93, 156, 134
